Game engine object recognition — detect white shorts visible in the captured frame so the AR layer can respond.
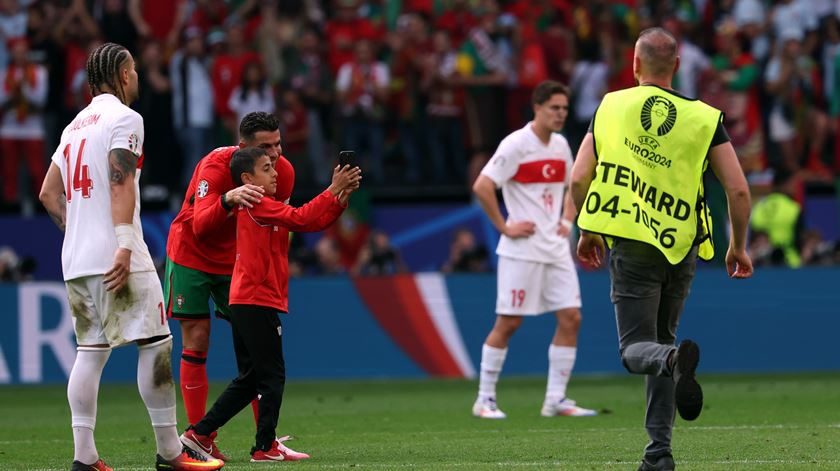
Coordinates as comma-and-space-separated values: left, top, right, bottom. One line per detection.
66, 271, 170, 347
496, 256, 582, 316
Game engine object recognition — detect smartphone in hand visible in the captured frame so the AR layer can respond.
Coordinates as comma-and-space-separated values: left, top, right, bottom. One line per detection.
338, 150, 355, 169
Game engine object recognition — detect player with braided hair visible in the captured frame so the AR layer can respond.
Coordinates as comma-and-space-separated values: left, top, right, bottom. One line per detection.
39, 42, 224, 471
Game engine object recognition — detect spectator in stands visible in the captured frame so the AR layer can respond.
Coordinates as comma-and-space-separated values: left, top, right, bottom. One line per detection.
0, 38, 47, 208
0, 245, 33, 281
0, 0, 27, 68
313, 236, 346, 275
770, 0, 819, 55
824, 16, 840, 174
136, 39, 179, 203
800, 229, 837, 266
171, 26, 215, 188
765, 28, 831, 178
667, 19, 710, 99
750, 171, 804, 268
441, 227, 489, 273
0, 245, 19, 281
228, 60, 275, 135
326, 203, 371, 272
26, 2, 65, 155
54, 2, 99, 118
93, 0, 139, 55
387, 13, 428, 183
422, 29, 466, 184
569, 38, 607, 151
129, 0, 189, 47
211, 21, 261, 138
354, 230, 406, 276
325, 0, 383, 74
732, 0, 770, 61
435, 0, 476, 48
704, 20, 765, 176
278, 89, 310, 184
458, 7, 510, 187
336, 39, 389, 183
285, 25, 333, 185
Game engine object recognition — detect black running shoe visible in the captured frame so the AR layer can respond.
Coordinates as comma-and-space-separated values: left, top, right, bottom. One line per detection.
637, 453, 675, 471
674, 340, 702, 421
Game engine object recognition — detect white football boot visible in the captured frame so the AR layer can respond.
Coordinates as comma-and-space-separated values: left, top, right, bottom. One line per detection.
472, 396, 507, 419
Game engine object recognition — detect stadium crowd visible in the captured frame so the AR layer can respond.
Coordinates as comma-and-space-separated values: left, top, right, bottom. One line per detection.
0, 0, 839, 272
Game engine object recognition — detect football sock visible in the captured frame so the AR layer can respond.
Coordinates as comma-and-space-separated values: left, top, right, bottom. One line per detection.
180, 348, 208, 426
478, 344, 508, 400
251, 396, 260, 427
138, 336, 181, 461
546, 345, 577, 402
68, 346, 111, 465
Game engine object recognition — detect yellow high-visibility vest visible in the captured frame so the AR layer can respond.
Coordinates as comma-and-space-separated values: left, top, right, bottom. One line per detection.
751, 193, 801, 267
578, 85, 721, 264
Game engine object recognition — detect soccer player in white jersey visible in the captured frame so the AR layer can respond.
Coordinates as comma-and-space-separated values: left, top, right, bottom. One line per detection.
38, 43, 223, 471
471, 80, 597, 419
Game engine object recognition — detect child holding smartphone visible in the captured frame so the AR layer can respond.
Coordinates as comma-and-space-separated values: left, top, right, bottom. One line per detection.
181, 147, 361, 462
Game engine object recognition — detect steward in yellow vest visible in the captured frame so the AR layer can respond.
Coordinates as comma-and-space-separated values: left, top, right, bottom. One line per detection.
570, 27, 753, 471
577, 85, 721, 264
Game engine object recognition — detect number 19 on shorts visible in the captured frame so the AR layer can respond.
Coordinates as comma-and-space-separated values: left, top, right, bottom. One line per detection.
511, 289, 526, 308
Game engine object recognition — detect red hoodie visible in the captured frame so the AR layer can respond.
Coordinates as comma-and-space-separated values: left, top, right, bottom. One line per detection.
230, 192, 345, 312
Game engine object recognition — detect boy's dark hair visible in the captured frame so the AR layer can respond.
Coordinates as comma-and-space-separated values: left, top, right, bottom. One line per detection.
230, 147, 268, 186
86, 42, 131, 102
239, 112, 280, 142
532, 80, 569, 106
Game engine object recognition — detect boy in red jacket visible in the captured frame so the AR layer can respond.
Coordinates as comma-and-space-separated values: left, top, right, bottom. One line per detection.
181, 147, 361, 462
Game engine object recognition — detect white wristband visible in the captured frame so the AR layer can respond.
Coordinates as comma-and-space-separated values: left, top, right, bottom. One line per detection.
114, 224, 136, 251
561, 219, 573, 229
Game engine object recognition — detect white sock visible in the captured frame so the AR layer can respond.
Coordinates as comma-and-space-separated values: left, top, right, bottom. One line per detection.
137, 336, 182, 460
478, 344, 508, 400
546, 345, 577, 402
68, 346, 111, 464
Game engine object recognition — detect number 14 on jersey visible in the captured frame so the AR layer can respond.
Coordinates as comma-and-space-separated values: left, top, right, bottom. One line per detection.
63, 139, 92, 201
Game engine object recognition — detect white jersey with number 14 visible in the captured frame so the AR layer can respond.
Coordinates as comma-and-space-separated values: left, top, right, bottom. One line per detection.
480, 122, 574, 264
51, 93, 155, 281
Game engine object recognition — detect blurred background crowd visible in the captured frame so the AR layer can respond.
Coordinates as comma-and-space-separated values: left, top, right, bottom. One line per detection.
0, 0, 839, 278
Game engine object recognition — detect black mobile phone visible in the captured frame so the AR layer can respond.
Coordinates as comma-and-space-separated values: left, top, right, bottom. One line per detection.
338, 150, 355, 168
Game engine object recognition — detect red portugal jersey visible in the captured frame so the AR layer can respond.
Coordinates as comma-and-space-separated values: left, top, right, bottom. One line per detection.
166, 146, 295, 275
230, 191, 345, 312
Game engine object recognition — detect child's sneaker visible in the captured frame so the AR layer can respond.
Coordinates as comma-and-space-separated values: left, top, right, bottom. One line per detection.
250, 436, 310, 462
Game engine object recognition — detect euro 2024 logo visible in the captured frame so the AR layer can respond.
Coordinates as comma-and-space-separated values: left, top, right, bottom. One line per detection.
640, 96, 677, 137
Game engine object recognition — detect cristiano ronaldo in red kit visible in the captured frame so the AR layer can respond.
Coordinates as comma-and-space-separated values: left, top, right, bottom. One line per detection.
165, 112, 349, 458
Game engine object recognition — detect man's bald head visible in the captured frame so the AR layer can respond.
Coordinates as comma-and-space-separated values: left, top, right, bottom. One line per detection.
635, 27, 679, 80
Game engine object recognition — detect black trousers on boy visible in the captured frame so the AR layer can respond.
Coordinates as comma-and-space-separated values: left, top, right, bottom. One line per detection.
194, 304, 285, 451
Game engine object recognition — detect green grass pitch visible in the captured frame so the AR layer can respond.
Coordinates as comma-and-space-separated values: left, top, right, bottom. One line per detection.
1, 373, 839, 470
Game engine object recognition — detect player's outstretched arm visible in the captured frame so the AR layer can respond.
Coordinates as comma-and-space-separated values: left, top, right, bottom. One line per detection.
709, 141, 753, 279
250, 166, 361, 231
104, 148, 137, 292
39, 163, 66, 232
